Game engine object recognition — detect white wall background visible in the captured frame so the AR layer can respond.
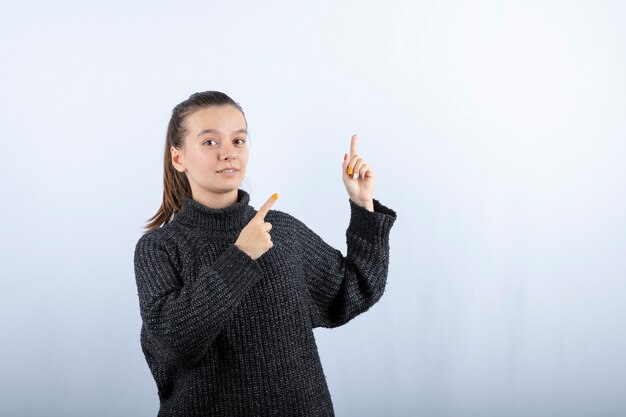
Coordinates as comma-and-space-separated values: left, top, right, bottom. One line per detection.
1, 1, 625, 416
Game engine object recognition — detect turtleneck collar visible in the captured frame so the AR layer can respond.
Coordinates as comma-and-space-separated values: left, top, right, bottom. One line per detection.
173, 189, 255, 230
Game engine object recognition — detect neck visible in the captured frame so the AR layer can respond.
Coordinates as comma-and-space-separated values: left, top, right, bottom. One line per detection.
192, 189, 239, 209
173, 188, 254, 230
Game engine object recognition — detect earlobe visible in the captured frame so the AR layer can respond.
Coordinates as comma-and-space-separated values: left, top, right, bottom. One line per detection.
171, 159, 185, 173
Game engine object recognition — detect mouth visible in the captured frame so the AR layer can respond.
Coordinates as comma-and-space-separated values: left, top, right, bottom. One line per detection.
216, 168, 239, 176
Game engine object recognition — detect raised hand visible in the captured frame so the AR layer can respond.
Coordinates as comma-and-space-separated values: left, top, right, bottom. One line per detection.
342, 134, 375, 211
235, 193, 278, 260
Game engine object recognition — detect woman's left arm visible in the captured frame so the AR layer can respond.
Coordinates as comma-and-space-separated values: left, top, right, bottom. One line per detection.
294, 196, 397, 328
297, 134, 398, 328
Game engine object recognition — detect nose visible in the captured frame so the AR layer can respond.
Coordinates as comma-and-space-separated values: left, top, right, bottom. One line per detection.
221, 143, 239, 161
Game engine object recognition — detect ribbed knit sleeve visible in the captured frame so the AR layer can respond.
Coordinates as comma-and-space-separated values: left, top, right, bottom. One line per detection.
295, 198, 397, 329
133, 233, 264, 367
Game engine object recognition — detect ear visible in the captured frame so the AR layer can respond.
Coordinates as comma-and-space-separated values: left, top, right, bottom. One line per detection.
170, 146, 186, 173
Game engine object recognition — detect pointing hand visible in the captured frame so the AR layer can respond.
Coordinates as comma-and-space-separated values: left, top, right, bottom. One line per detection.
342, 134, 375, 210
235, 193, 278, 260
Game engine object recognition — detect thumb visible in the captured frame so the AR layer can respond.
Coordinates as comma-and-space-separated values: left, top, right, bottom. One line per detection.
254, 192, 278, 221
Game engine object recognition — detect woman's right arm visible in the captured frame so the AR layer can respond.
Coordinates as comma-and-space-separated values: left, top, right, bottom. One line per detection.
133, 233, 264, 368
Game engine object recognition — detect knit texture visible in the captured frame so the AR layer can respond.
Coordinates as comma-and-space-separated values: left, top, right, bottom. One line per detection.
133, 188, 397, 416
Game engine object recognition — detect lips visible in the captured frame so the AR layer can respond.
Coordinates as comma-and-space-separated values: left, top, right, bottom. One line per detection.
216, 168, 239, 173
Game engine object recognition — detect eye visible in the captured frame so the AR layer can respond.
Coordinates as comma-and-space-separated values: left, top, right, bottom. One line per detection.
235, 138, 247, 145
204, 139, 217, 146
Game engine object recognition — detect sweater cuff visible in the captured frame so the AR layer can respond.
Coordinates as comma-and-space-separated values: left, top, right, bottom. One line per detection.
347, 198, 397, 240
205, 243, 264, 300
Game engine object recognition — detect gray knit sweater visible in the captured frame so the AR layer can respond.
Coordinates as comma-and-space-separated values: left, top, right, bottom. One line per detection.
133, 188, 397, 416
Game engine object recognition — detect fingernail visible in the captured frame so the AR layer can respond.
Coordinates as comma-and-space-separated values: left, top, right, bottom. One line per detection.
272, 193, 278, 200
353, 173, 358, 180
344, 153, 347, 161
348, 167, 353, 175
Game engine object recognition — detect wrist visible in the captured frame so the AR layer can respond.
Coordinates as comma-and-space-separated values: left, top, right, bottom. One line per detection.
351, 198, 374, 212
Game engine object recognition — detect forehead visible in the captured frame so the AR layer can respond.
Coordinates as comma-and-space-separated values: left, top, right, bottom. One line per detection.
185, 105, 246, 132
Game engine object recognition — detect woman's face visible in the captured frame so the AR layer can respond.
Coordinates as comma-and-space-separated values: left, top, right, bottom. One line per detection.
173, 105, 249, 199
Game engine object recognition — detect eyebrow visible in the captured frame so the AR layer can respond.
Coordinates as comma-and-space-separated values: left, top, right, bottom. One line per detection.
196, 128, 248, 139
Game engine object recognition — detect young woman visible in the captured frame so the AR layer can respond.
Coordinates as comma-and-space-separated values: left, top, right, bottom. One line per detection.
133, 91, 397, 416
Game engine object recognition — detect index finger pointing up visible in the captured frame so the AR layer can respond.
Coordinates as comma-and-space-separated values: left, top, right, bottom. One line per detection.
350, 134, 358, 157
255, 192, 278, 221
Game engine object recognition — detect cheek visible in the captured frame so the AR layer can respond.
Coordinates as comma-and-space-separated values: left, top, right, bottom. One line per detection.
235, 151, 247, 165
191, 153, 217, 172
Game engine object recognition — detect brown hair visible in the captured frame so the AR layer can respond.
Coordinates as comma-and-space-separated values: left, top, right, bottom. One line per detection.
142, 91, 247, 233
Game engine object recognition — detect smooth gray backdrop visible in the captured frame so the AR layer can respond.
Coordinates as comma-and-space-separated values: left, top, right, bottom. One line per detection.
1, 1, 625, 416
